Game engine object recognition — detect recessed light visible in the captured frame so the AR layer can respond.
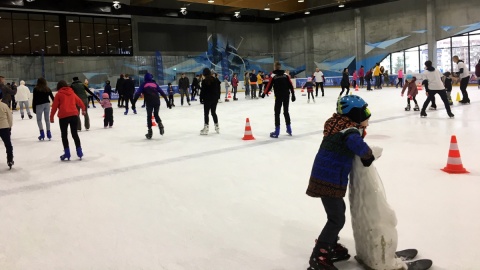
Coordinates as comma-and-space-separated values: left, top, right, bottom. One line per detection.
275, 17, 280, 20
54, 25, 59, 28
74, 38, 78, 41
264, 4, 270, 10
208, 0, 214, 3
44, 30, 48, 33
339, 4, 345, 7
98, 32, 103, 35
68, 20, 74, 23
305, 11, 310, 14
298, 0, 304, 2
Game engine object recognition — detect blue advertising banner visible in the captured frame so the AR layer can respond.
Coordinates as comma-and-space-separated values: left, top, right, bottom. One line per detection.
155, 51, 164, 85
220, 50, 229, 80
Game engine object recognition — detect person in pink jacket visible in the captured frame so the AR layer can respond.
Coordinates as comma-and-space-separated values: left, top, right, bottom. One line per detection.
352, 70, 358, 89
358, 66, 365, 88
400, 74, 419, 111
100, 92, 113, 128
231, 73, 239, 101
396, 69, 404, 88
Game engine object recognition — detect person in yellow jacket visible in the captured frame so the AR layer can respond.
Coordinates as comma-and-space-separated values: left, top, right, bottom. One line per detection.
373, 63, 382, 89
257, 71, 264, 98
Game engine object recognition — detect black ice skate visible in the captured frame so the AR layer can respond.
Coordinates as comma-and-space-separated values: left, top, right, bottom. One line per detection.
405, 104, 411, 111
413, 104, 420, 111
158, 122, 164, 135
420, 110, 427, 117
146, 128, 153, 139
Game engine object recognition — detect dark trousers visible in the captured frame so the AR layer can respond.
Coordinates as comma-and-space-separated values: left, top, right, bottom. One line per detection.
88, 96, 95, 107
250, 84, 257, 98
366, 79, 372, 90
0, 128, 13, 162
232, 86, 238, 99
396, 78, 404, 88
146, 104, 161, 129
104, 107, 114, 127
168, 95, 174, 106
359, 77, 364, 87
258, 83, 263, 97
315, 82, 324, 97
421, 90, 452, 115
407, 96, 418, 105
274, 95, 291, 127
460, 76, 470, 102
11, 96, 16, 110
191, 88, 197, 100
340, 86, 350, 96
352, 80, 357, 88
125, 96, 135, 110
308, 92, 315, 100
375, 76, 382, 88
118, 94, 124, 107
318, 197, 346, 245
59, 116, 81, 150
203, 102, 218, 125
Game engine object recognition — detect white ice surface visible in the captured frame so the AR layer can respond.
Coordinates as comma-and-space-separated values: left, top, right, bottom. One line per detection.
0, 87, 479, 270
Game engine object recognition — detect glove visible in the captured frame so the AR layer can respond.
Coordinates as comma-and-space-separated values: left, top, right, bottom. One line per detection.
261, 93, 265, 98
291, 95, 296, 102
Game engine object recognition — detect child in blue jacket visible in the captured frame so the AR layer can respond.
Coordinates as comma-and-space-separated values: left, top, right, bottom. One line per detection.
306, 95, 376, 270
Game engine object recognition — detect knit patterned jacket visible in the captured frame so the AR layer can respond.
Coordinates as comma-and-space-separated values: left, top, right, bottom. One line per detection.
306, 114, 372, 198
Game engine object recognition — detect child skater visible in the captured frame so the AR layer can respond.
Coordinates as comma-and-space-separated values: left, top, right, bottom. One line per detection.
100, 93, 113, 128
302, 77, 316, 103
50, 80, 86, 161
0, 100, 13, 169
443, 72, 454, 105
401, 74, 419, 111
306, 95, 376, 270
133, 73, 171, 139
167, 83, 175, 107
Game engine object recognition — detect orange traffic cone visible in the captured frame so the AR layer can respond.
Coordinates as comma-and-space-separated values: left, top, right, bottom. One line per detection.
355, 85, 359, 91
151, 115, 157, 127
417, 83, 422, 91
242, 118, 255, 140
441, 135, 469, 174
228, 91, 232, 99
301, 88, 306, 96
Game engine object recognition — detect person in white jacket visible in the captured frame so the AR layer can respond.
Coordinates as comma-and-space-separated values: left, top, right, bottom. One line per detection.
16, 80, 32, 120
0, 101, 13, 169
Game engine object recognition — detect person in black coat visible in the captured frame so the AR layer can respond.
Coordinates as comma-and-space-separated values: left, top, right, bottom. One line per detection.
123, 74, 136, 115
191, 74, 200, 101
200, 68, 221, 135
178, 73, 191, 106
339, 68, 351, 96
104, 80, 112, 99
115, 74, 125, 108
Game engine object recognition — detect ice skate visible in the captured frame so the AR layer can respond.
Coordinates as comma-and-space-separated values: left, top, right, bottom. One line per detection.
141, 104, 146, 108
133, 109, 137, 114
270, 126, 280, 138
405, 104, 411, 111
428, 105, 436, 110
76, 147, 83, 160
7, 154, 13, 170
38, 130, 45, 141
146, 128, 153, 139
460, 99, 470, 105
308, 246, 337, 270
47, 130, 52, 140
448, 112, 455, 118
60, 148, 71, 161
158, 122, 164, 135
420, 110, 427, 117
28, 114, 32, 119
21, 114, 24, 119
124, 109, 128, 115
224, 98, 229, 102
413, 104, 420, 111
215, 123, 219, 134
286, 125, 292, 136
200, 125, 209, 135
331, 243, 350, 262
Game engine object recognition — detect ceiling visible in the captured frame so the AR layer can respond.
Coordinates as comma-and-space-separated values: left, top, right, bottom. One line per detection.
0, 0, 399, 22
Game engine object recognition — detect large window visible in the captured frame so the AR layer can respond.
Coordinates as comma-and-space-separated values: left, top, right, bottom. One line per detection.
0, 11, 132, 56
405, 47, 420, 73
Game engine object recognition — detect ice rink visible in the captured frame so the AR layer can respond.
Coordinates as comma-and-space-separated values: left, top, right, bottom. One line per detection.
1, 86, 479, 270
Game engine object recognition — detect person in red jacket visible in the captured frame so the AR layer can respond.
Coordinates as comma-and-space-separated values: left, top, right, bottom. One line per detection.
50, 80, 86, 161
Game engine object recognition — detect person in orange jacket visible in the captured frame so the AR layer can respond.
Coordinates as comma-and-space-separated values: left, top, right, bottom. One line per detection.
50, 80, 87, 161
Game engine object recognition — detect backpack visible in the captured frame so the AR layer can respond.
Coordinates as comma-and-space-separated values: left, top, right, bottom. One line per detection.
475, 63, 480, 77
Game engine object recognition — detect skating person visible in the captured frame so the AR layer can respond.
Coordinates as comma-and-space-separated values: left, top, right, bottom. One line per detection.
383, 70, 390, 87
352, 70, 358, 89
104, 80, 112, 99
0, 76, 15, 109
85, 79, 96, 108
191, 74, 200, 101
123, 74, 136, 114
10, 81, 17, 111
231, 73, 239, 101
32, 77, 55, 140
422, 79, 437, 111
452, 55, 470, 104
133, 73, 171, 139
16, 80, 33, 119
302, 77, 315, 103
401, 75, 419, 111
442, 72, 454, 106
116, 74, 125, 108
224, 75, 230, 102
365, 68, 373, 91
249, 70, 258, 99
0, 100, 13, 169
396, 68, 404, 88
263, 73, 271, 96
418, 61, 454, 118
373, 63, 381, 89
100, 93, 114, 128
71, 77, 99, 131
339, 68, 350, 96
476, 59, 480, 89
313, 68, 325, 97
178, 73, 191, 106
167, 83, 175, 107
257, 71, 264, 98
50, 80, 87, 161
358, 66, 365, 89
244, 71, 250, 98
199, 68, 220, 135
261, 61, 296, 138
306, 95, 375, 270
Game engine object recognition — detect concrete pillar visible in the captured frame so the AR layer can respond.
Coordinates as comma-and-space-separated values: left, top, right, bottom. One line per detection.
354, 9, 365, 70
303, 20, 314, 75
426, 0, 437, 65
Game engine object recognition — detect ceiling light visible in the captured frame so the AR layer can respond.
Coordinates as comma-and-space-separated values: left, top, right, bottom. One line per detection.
54, 25, 59, 28
305, 11, 310, 14
113, 1, 121, 9
339, 3, 345, 7
275, 17, 280, 20
26, 0, 35, 2
234, 11, 241, 18
298, 0, 304, 2
98, 32, 103, 35
180, 7, 187, 15
264, 4, 270, 10
68, 20, 74, 23
208, 0, 214, 2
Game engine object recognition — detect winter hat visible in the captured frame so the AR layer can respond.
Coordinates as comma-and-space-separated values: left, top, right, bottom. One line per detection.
102, 93, 109, 99
144, 73, 153, 82
406, 74, 413, 80
307, 77, 312, 82
72, 77, 79, 81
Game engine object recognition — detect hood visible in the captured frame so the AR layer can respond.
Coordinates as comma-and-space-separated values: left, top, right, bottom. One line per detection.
272, 70, 285, 76
426, 66, 435, 71
410, 77, 417, 83
324, 113, 359, 136
58, 87, 74, 96
144, 73, 153, 82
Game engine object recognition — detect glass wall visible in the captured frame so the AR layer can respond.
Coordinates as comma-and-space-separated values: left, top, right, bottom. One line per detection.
380, 29, 480, 75
0, 11, 132, 56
